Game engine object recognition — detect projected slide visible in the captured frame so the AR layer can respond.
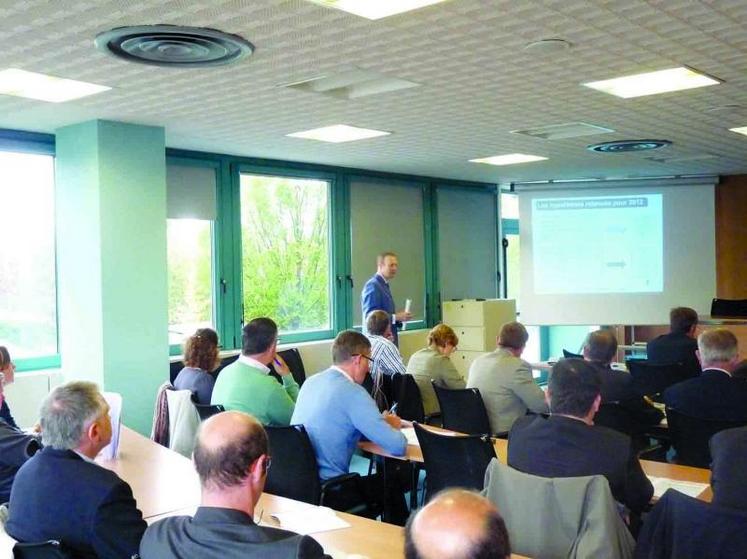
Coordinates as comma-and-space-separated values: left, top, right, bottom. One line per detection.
532, 194, 663, 294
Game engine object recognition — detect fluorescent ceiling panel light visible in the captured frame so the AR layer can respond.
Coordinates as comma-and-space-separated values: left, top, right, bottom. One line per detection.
308, 0, 449, 20
469, 154, 548, 166
582, 67, 720, 99
729, 126, 747, 137
287, 124, 391, 143
0, 68, 111, 102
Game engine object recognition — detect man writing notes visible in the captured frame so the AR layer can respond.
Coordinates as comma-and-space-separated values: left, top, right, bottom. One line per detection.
361, 252, 412, 346
291, 330, 407, 521
211, 317, 298, 426
141, 411, 329, 559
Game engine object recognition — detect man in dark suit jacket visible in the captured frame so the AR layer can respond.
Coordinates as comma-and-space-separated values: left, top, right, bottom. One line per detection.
583, 329, 663, 436
361, 252, 411, 346
710, 426, 747, 511
140, 411, 329, 559
663, 328, 747, 422
508, 359, 653, 515
7, 381, 145, 559
646, 306, 701, 376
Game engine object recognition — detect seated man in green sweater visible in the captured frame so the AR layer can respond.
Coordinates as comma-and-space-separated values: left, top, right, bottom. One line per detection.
211, 317, 299, 426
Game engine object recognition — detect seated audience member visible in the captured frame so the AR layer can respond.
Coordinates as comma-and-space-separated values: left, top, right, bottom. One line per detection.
174, 327, 221, 405
508, 359, 653, 515
365, 310, 407, 409
7, 381, 145, 559
732, 359, 747, 380
406, 324, 465, 416
0, 346, 19, 428
140, 411, 329, 559
0, 380, 40, 504
405, 489, 510, 559
291, 330, 407, 518
710, 426, 747, 511
211, 317, 298, 426
663, 328, 747, 422
466, 322, 547, 433
583, 329, 663, 433
647, 306, 701, 376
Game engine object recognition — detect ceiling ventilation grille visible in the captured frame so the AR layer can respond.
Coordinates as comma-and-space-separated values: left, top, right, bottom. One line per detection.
279, 69, 420, 99
511, 122, 614, 140
587, 139, 672, 153
94, 25, 254, 67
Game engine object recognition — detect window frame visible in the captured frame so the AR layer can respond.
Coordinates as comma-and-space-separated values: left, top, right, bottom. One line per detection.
0, 129, 60, 372
235, 163, 339, 345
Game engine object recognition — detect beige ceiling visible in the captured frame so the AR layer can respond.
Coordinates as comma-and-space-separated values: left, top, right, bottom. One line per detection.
1, 0, 746, 183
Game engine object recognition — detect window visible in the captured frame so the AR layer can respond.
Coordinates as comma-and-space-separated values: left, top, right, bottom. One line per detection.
239, 172, 332, 335
167, 219, 214, 345
0, 151, 57, 360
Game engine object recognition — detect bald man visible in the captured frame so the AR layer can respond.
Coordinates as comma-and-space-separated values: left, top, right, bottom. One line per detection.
405, 489, 511, 559
140, 411, 329, 559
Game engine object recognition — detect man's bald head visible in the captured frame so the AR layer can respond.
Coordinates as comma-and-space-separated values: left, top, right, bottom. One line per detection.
193, 411, 268, 491
405, 489, 510, 559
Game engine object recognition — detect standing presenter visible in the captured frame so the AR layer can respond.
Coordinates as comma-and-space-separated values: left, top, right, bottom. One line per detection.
361, 252, 412, 347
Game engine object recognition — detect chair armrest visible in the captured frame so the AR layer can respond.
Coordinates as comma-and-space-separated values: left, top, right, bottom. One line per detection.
319, 473, 362, 503
424, 412, 441, 426
492, 430, 510, 439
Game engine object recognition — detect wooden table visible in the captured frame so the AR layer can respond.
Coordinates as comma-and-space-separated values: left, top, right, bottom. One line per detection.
97, 428, 411, 558
360, 426, 713, 501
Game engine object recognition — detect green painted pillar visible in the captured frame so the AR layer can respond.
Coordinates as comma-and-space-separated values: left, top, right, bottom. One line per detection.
55, 120, 168, 435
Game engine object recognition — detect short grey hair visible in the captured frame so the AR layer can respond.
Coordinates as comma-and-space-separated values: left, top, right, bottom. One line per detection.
698, 328, 738, 366
40, 381, 107, 450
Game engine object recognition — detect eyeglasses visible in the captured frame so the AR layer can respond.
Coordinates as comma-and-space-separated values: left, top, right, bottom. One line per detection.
263, 456, 272, 472
354, 354, 374, 364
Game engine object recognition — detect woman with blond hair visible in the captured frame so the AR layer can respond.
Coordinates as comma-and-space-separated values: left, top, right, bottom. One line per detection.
406, 324, 465, 416
173, 328, 221, 405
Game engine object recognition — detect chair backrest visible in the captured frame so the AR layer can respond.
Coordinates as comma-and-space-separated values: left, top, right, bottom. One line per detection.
563, 349, 583, 359
627, 360, 690, 399
414, 422, 496, 502
13, 541, 72, 559
594, 402, 637, 437
268, 348, 307, 387
264, 425, 321, 505
390, 373, 425, 423
666, 408, 747, 468
432, 383, 492, 435
194, 403, 225, 421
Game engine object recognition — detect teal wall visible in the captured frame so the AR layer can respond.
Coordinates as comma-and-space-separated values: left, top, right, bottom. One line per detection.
547, 325, 594, 359
55, 120, 168, 435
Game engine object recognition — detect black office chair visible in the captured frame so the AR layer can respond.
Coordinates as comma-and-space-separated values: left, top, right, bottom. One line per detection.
665, 407, 747, 468
264, 425, 376, 517
562, 349, 583, 360
432, 383, 499, 437
268, 348, 307, 387
414, 422, 496, 503
13, 541, 72, 559
627, 360, 690, 401
594, 402, 637, 437
193, 403, 225, 421
390, 373, 426, 423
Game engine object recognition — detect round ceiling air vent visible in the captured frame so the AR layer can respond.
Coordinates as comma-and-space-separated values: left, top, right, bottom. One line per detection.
94, 25, 254, 68
587, 139, 672, 153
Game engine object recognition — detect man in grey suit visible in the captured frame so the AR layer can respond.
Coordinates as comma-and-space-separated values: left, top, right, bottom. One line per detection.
140, 411, 329, 559
466, 322, 547, 433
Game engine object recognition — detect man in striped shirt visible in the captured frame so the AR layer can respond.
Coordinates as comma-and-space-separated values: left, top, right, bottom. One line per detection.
366, 310, 407, 410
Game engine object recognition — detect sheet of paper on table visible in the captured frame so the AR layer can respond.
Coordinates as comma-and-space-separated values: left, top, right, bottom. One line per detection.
648, 476, 709, 499
271, 506, 351, 535
401, 427, 419, 446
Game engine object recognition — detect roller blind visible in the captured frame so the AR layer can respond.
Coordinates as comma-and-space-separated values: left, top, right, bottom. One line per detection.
166, 164, 217, 220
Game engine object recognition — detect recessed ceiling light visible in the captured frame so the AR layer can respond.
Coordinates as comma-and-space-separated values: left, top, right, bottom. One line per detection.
523, 38, 572, 55
729, 126, 747, 137
287, 124, 391, 143
0, 68, 110, 102
307, 0, 449, 20
582, 67, 720, 99
469, 154, 548, 166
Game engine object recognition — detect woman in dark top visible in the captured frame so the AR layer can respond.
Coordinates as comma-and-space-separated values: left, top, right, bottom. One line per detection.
173, 328, 221, 405
0, 346, 19, 429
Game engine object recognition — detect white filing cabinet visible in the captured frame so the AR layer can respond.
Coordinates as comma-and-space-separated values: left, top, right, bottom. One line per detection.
442, 299, 517, 378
